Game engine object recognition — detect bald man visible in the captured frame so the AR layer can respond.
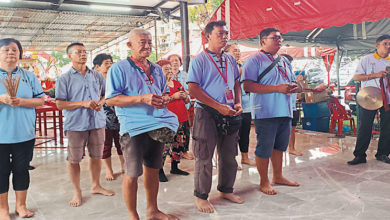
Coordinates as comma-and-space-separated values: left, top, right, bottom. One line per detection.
105, 28, 179, 220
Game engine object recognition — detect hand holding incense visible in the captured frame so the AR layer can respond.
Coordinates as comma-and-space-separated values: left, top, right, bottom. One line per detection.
1, 74, 20, 97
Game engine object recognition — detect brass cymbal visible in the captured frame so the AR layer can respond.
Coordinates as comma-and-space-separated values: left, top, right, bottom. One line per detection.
356, 86, 383, 110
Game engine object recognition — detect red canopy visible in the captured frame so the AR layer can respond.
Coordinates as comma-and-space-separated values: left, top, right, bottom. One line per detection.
210, 0, 390, 40
162, 37, 336, 60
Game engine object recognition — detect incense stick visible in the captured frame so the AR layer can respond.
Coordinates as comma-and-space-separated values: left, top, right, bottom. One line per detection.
94, 86, 103, 117
1, 74, 20, 97
242, 104, 261, 112
162, 76, 172, 94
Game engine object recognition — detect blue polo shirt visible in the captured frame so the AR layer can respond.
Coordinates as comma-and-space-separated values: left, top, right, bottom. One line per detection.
175, 70, 188, 90
241, 83, 251, 113
55, 67, 106, 132
242, 52, 294, 119
0, 67, 44, 144
291, 93, 297, 111
105, 57, 179, 137
187, 50, 240, 108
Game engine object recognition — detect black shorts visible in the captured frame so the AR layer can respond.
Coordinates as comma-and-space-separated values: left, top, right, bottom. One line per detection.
292, 110, 300, 127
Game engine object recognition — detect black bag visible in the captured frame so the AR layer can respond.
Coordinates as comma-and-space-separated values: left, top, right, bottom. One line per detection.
198, 102, 242, 136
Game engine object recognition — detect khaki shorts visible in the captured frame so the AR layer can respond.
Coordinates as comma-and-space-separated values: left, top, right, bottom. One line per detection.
120, 132, 163, 177
66, 128, 105, 163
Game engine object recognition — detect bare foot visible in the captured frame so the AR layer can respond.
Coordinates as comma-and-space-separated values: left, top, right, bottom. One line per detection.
260, 182, 277, 195
91, 186, 115, 196
0, 209, 10, 220
146, 210, 178, 220
15, 206, 34, 218
241, 158, 256, 166
183, 152, 194, 160
195, 197, 214, 213
69, 190, 82, 207
237, 165, 242, 170
129, 212, 140, 220
219, 192, 244, 204
289, 150, 303, 156
105, 171, 115, 181
273, 177, 300, 187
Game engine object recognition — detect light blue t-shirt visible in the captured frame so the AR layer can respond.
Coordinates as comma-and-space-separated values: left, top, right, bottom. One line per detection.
0, 67, 44, 144
241, 83, 251, 113
175, 70, 188, 91
187, 50, 240, 108
242, 52, 294, 119
55, 67, 106, 132
105, 57, 179, 137
291, 93, 297, 111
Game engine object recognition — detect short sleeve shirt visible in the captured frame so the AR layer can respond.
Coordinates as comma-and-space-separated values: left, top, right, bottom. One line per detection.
0, 67, 44, 143
356, 53, 390, 103
55, 67, 106, 132
175, 70, 188, 90
242, 52, 294, 119
186, 50, 240, 108
241, 83, 251, 113
105, 58, 179, 137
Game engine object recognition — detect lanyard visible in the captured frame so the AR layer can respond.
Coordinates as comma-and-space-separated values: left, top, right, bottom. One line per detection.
261, 50, 288, 81
204, 49, 228, 85
130, 56, 154, 84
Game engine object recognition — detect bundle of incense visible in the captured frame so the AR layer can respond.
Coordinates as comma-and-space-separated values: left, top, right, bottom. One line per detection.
94, 86, 103, 117
162, 76, 173, 94
1, 74, 20, 97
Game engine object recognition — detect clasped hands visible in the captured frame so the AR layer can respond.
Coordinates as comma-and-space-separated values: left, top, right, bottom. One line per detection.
217, 103, 243, 117
83, 100, 104, 111
278, 83, 300, 94
0, 94, 21, 107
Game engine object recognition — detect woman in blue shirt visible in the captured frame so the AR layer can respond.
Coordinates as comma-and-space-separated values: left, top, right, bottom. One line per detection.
0, 38, 44, 219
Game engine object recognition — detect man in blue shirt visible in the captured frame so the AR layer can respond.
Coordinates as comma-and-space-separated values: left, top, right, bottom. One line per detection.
55, 42, 114, 207
187, 20, 243, 213
105, 28, 179, 220
242, 28, 300, 195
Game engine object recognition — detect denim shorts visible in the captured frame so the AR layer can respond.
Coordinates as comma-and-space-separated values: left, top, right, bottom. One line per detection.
254, 117, 292, 158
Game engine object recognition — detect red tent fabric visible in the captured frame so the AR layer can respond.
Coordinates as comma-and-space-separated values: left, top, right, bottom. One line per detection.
162, 37, 336, 60
210, 0, 390, 40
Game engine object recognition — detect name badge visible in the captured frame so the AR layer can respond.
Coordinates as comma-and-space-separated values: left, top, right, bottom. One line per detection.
225, 89, 234, 104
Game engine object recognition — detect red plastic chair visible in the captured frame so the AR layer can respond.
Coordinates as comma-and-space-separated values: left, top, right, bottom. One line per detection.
36, 102, 64, 147
328, 98, 356, 136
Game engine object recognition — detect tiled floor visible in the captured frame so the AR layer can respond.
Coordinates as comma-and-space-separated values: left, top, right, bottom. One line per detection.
6, 129, 390, 220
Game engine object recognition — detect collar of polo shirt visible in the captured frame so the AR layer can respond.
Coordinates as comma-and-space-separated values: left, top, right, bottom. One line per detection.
373, 52, 390, 61
0, 67, 18, 74
70, 66, 92, 74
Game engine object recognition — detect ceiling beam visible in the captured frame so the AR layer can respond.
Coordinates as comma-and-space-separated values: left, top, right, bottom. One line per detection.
1, 26, 130, 33
1, 20, 136, 27
20, 40, 106, 44
0, 32, 123, 39
21, 0, 158, 11
153, 1, 168, 9
51, 0, 64, 10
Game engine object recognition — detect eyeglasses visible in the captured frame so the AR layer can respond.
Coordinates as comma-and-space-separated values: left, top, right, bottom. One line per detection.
73, 50, 88, 55
263, 36, 284, 41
